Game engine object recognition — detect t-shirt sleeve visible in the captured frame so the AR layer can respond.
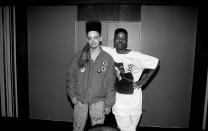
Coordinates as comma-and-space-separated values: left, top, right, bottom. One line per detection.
133, 51, 159, 69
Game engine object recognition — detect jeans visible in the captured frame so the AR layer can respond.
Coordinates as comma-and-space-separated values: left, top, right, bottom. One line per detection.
73, 101, 105, 131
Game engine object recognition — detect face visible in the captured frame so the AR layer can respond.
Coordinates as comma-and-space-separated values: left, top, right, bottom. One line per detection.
114, 32, 128, 50
87, 31, 102, 49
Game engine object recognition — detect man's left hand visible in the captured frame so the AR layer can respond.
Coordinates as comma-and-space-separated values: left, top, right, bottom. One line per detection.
132, 82, 142, 89
103, 107, 111, 115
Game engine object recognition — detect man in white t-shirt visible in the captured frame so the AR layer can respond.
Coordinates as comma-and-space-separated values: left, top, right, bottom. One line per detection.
79, 28, 160, 131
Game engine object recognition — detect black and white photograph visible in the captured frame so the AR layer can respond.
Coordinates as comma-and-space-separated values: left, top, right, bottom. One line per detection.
0, 0, 207, 131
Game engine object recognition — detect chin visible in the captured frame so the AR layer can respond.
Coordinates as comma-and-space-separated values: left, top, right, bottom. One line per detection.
91, 46, 98, 49
116, 47, 124, 50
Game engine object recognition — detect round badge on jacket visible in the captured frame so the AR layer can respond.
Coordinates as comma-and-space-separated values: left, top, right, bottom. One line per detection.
97, 68, 101, 73
80, 68, 85, 72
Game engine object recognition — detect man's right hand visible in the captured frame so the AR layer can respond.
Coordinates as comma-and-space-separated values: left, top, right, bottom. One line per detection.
72, 97, 78, 105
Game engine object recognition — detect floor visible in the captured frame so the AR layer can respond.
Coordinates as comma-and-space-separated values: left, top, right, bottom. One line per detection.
0, 116, 202, 131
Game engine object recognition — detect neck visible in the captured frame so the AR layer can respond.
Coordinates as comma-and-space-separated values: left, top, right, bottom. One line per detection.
116, 48, 130, 54
90, 46, 101, 62
90, 46, 101, 54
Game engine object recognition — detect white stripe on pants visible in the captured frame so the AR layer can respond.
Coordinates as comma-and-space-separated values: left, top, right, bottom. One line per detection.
114, 114, 141, 131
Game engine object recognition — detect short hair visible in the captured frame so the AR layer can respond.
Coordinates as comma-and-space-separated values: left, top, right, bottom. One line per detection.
114, 28, 128, 37
86, 20, 102, 34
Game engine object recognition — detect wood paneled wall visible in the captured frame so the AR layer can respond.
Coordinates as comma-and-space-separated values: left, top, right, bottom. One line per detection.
78, 5, 141, 21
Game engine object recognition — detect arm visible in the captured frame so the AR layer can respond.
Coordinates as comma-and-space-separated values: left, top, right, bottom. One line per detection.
66, 55, 78, 104
134, 60, 160, 88
103, 57, 116, 114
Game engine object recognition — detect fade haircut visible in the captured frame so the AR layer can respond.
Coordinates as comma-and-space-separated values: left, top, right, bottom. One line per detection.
114, 28, 128, 37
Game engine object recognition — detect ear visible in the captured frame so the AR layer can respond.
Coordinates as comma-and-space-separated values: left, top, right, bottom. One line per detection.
99, 36, 102, 42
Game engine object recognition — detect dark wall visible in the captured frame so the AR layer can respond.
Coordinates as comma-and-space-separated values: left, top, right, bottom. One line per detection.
189, 5, 208, 130
27, 6, 77, 121
27, 5, 199, 128
140, 6, 198, 128
16, 6, 29, 118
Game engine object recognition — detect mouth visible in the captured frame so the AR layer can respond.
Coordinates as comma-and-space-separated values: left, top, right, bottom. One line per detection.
89, 43, 98, 48
115, 43, 123, 47
90, 42, 96, 46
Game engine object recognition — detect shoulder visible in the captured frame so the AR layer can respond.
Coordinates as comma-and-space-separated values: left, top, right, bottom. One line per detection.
102, 50, 114, 59
130, 50, 158, 59
101, 46, 115, 54
71, 51, 82, 63
101, 50, 115, 63
74, 51, 82, 58
128, 50, 142, 56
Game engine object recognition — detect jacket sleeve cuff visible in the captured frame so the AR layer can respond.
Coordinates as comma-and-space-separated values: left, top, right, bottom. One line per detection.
67, 87, 75, 101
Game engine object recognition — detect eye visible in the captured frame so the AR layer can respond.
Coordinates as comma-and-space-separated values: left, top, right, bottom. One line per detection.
114, 38, 127, 41
93, 36, 99, 40
88, 36, 99, 40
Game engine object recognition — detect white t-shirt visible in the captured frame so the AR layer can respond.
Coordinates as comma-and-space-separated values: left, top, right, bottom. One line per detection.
101, 46, 159, 116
